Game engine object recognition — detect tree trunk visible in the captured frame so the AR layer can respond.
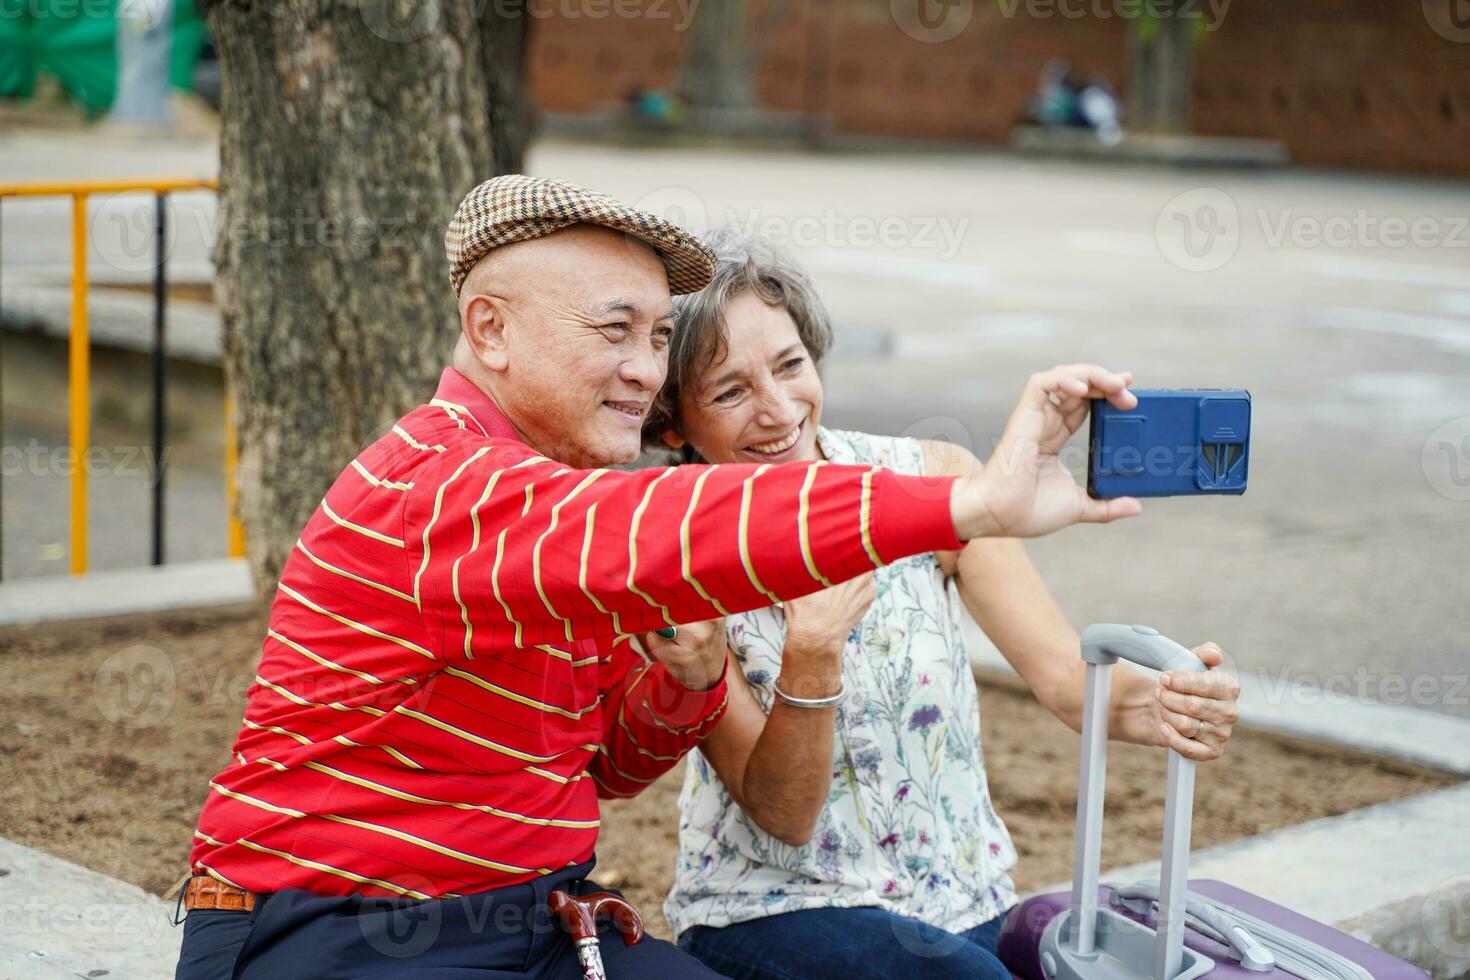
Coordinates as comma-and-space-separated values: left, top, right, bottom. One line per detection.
1128, 8, 1194, 133
204, 0, 530, 595
680, 0, 756, 113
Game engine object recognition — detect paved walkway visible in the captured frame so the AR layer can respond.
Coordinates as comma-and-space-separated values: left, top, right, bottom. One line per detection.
0, 558, 253, 626
0, 836, 181, 980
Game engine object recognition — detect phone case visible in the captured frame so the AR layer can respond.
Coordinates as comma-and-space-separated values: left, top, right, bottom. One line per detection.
1088, 389, 1251, 499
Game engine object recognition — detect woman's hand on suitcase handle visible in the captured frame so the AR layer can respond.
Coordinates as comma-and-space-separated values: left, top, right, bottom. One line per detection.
1152, 642, 1241, 761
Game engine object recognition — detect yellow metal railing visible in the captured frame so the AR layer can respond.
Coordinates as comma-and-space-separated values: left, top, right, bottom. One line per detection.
0, 177, 244, 575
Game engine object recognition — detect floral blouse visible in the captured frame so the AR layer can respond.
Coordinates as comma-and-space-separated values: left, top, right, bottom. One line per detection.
664, 427, 1019, 939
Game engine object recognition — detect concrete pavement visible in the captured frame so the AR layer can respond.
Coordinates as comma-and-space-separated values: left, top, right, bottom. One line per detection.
0, 837, 180, 980
0, 557, 252, 626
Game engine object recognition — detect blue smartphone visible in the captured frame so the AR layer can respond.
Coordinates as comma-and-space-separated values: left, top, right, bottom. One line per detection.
1088, 389, 1251, 499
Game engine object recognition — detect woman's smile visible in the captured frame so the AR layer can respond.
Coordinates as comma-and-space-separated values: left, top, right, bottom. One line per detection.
742, 419, 807, 462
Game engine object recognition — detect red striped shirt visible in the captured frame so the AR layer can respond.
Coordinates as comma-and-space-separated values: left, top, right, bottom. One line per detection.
189, 368, 961, 899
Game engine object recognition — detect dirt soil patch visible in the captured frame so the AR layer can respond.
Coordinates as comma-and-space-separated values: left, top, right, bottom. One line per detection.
1, 606, 1458, 940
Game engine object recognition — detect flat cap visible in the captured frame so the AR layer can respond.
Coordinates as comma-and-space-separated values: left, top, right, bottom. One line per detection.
445, 174, 716, 297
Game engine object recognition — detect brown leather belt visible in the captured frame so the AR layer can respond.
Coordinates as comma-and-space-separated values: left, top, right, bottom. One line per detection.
184, 874, 264, 912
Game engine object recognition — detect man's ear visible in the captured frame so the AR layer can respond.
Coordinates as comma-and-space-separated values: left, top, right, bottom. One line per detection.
461, 294, 510, 373
661, 429, 686, 450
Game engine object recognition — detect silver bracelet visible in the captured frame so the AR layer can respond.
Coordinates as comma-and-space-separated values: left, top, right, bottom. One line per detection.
772, 678, 846, 709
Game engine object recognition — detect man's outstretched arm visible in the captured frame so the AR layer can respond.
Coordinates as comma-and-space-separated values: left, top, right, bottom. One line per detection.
413, 364, 1140, 655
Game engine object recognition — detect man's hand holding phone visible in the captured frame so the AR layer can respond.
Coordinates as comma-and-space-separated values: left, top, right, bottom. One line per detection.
950, 364, 1143, 541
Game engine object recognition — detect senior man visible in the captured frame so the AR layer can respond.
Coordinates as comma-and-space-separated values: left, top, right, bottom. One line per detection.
174, 175, 1143, 979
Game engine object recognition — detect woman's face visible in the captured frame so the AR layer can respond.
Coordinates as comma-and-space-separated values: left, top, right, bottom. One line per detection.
671, 290, 825, 465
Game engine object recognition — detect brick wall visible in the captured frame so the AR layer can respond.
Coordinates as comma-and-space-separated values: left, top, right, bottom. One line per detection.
527, 0, 1470, 176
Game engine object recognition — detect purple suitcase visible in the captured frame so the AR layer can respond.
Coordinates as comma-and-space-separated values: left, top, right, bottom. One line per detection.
995, 624, 1429, 980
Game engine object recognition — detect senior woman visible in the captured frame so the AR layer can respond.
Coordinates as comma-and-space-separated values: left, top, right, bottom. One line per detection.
642, 229, 1242, 980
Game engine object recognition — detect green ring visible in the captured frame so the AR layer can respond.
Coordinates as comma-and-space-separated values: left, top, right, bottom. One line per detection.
655, 627, 678, 640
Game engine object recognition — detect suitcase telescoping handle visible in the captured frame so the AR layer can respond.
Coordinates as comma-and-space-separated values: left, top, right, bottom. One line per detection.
1071, 624, 1206, 980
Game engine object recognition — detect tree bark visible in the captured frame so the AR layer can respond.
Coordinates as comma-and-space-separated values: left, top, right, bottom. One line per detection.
1128, 7, 1194, 133
204, 0, 530, 595
680, 0, 756, 113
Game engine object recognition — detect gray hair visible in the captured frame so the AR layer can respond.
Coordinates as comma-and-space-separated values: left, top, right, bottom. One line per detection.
643, 227, 833, 453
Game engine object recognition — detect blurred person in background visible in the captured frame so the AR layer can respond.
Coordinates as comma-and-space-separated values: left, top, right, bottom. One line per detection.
645, 229, 1241, 980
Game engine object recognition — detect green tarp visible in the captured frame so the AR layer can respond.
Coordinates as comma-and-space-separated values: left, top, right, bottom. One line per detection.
0, 0, 208, 114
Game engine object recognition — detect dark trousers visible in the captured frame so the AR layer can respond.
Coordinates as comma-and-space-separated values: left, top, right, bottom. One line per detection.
173, 861, 726, 979
678, 905, 1011, 980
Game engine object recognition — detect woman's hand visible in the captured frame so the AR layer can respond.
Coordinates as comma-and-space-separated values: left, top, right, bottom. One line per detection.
778, 573, 876, 699
784, 573, 877, 655
1150, 642, 1241, 761
641, 618, 728, 692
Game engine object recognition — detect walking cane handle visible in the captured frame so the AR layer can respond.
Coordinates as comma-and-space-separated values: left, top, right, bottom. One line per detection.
549, 890, 645, 948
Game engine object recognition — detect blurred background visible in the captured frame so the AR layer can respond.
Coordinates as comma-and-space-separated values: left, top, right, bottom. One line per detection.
2, 4, 1470, 971
1, 0, 1467, 709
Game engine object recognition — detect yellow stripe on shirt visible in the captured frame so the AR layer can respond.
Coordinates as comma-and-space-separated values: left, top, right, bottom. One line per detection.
738, 465, 781, 604
320, 499, 405, 548
680, 468, 732, 616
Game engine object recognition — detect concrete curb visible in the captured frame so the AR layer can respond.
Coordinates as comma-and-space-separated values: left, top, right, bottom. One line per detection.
965, 619, 1470, 776
1033, 782, 1470, 979
0, 557, 254, 626
2, 281, 222, 365
0, 837, 180, 980
1010, 125, 1290, 167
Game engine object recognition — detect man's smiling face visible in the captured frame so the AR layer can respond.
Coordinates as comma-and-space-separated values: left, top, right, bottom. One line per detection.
458, 224, 676, 467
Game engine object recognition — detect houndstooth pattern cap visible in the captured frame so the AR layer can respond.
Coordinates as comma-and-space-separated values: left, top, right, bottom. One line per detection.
445, 174, 716, 297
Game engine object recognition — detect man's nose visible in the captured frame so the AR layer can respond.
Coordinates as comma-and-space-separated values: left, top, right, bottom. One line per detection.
617, 338, 664, 391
